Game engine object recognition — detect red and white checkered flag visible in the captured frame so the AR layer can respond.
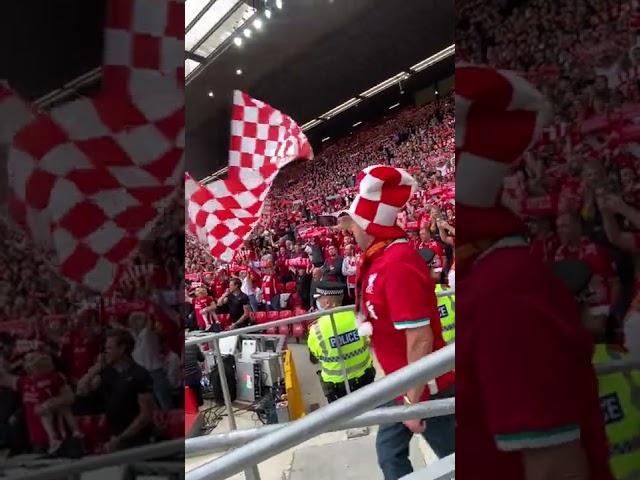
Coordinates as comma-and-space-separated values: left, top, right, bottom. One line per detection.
4, 0, 184, 294
186, 91, 313, 262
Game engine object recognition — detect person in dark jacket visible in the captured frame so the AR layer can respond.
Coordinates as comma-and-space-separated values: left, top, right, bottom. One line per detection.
184, 343, 205, 406
309, 268, 323, 309
295, 268, 312, 310
321, 245, 345, 285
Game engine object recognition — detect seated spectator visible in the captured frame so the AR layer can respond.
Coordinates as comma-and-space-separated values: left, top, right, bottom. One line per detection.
76, 330, 155, 452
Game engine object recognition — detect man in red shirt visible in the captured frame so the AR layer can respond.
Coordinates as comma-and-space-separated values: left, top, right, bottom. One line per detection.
456, 65, 612, 480
554, 212, 620, 320
416, 227, 446, 275
339, 165, 454, 480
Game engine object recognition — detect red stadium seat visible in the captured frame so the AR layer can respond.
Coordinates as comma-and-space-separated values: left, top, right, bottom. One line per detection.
292, 322, 307, 338
266, 326, 278, 335
290, 293, 303, 308
217, 313, 231, 328
78, 414, 109, 454
278, 324, 290, 336
267, 311, 280, 322
165, 409, 185, 439
254, 311, 268, 324
293, 307, 307, 317
277, 311, 292, 336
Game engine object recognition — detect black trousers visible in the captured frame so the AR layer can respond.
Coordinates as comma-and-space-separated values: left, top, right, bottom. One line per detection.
322, 366, 376, 403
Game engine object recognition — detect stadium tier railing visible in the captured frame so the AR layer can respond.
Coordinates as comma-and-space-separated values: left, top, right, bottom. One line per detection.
185, 343, 456, 480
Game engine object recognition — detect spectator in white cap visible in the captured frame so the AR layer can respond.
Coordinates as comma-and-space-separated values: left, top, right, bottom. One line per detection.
339, 164, 454, 480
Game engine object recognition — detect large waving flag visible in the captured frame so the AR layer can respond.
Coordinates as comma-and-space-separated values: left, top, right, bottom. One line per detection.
3, 0, 184, 293
186, 91, 313, 262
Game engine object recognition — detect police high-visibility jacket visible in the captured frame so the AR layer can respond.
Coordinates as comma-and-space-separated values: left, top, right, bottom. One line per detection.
594, 343, 640, 479
308, 310, 373, 384
436, 284, 455, 344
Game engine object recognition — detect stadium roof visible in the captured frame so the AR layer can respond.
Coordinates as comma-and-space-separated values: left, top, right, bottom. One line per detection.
0, 1, 106, 102
185, 0, 454, 180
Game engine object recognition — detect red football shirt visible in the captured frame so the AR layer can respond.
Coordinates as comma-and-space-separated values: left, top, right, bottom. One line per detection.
193, 295, 214, 329
416, 240, 445, 270
456, 243, 613, 480
362, 240, 454, 401
554, 238, 617, 314
261, 274, 277, 302
61, 332, 99, 383
17, 372, 66, 446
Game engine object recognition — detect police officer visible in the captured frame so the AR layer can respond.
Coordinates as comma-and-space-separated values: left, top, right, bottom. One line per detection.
419, 249, 455, 344
552, 259, 640, 480
307, 280, 375, 403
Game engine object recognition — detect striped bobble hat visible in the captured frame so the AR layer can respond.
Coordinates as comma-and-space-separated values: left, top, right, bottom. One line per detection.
456, 63, 550, 208
455, 63, 550, 247
346, 165, 417, 239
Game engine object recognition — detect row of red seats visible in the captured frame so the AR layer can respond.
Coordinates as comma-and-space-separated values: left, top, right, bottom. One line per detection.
77, 409, 183, 453
214, 308, 312, 338
253, 308, 310, 338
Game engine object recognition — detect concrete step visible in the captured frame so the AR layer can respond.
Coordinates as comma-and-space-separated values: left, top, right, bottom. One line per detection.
286, 429, 428, 480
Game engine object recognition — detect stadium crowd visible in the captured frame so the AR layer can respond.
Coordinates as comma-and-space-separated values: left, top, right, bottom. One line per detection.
0, 201, 184, 457
185, 94, 456, 331
457, 0, 640, 340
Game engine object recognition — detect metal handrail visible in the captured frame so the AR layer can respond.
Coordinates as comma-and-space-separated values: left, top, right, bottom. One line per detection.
9, 438, 184, 480
400, 454, 455, 480
185, 305, 354, 346
185, 343, 455, 480
186, 398, 455, 456
595, 359, 640, 374
185, 288, 455, 346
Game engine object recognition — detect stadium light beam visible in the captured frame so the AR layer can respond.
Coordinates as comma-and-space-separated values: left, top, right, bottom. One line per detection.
301, 118, 323, 131
410, 44, 455, 72
265, 9, 272, 18
276, 0, 283, 9
360, 72, 410, 98
319, 97, 362, 119
253, 18, 263, 29
234, 37, 242, 46
243, 28, 252, 38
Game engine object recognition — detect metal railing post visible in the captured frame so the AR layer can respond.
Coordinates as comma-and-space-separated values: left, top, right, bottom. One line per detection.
328, 311, 351, 395
212, 337, 237, 430
211, 337, 262, 480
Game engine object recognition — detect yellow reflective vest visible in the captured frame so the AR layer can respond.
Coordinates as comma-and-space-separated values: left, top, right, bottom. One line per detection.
593, 344, 640, 480
308, 310, 373, 384
436, 284, 455, 344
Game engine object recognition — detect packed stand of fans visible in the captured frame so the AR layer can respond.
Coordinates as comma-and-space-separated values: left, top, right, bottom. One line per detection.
0, 201, 184, 458
185, 96, 456, 333
458, 0, 640, 340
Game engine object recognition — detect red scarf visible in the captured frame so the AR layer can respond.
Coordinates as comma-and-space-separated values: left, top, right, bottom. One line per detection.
354, 238, 400, 314
456, 205, 528, 278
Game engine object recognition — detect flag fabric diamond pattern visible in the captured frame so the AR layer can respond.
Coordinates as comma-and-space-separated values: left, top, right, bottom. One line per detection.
186, 91, 313, 262
3, 0, 184, 293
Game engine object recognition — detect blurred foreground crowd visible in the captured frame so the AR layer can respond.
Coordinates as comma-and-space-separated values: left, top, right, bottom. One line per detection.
0, 200, 184, 457
458, 0, 640, 338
